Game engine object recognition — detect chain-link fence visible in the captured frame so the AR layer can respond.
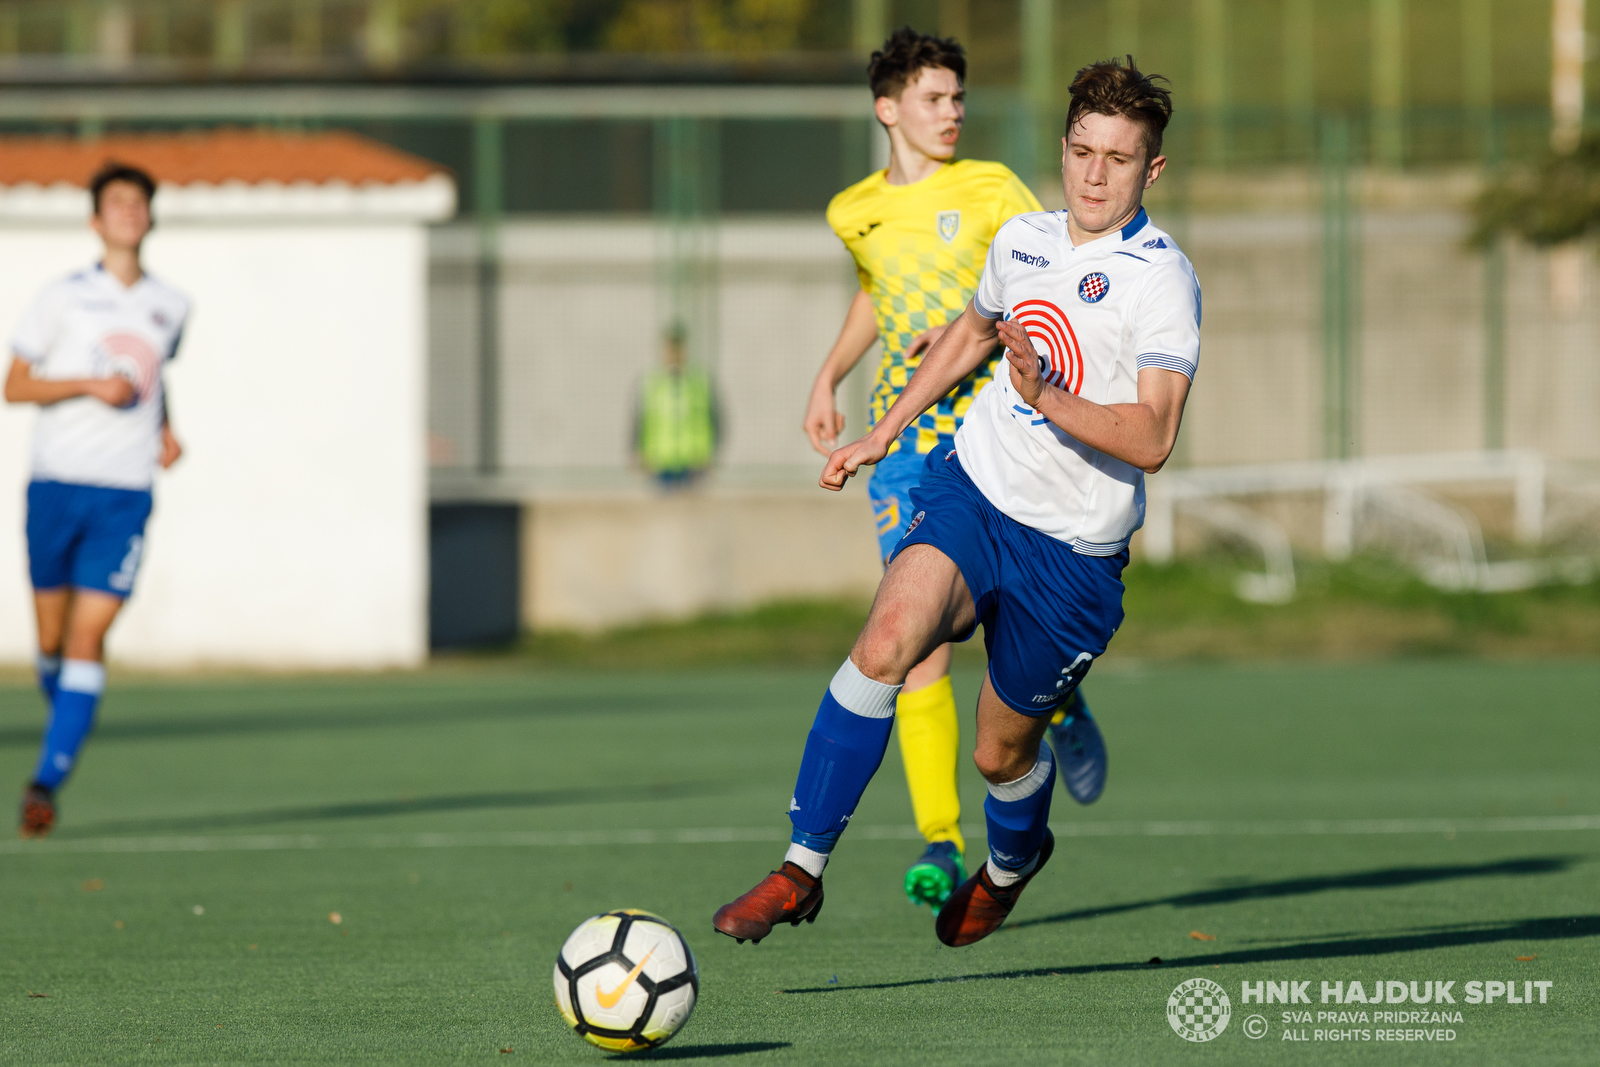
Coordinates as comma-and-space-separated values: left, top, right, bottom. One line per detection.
0, 87, 1594, 492
422, 102, 1600, 497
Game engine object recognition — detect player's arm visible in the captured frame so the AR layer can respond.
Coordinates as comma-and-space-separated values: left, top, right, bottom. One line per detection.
820, 301, 998, 490
996, 319, 1190, 474
803, 289, 879, 454
4, 355, 133, 407
158, 389, 182, 469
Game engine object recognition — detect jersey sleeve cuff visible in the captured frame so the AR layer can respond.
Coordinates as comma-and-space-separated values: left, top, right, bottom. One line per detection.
1136, 352, 1197, 379
973, 296, 1003, 319
10, 343, 42, 363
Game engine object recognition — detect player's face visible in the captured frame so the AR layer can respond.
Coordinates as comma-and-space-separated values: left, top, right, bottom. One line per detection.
92, 180, 153, 251
876, 66, 965, 162
1061, 112, 1166, 235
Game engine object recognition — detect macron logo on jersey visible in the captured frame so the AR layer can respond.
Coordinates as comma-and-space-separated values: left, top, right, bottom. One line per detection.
1011, 249, 1050, 268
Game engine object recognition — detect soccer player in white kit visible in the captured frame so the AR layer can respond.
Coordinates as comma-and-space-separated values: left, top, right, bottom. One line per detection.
8, 163, 188, 838
714, 58, 1199, 947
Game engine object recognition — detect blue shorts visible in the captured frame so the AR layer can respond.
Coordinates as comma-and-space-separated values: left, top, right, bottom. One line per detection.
890, 450, 1126, 717
27, 480, 153, 597
868, 437, 953, 563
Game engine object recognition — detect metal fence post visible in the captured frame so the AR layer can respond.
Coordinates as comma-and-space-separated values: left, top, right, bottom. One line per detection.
1320, 114, 1360, 461
1370, 0, 1406, 167
654, 117, 721, 376
1195, 0, 1229, 168
473, 115, 503, 475
1283, 0, 1315, 160
1481, 111, 1505, 451
1021, 0, 1054, 186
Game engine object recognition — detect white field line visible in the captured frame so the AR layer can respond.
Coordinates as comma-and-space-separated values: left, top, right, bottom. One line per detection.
3, 815, 1598, 856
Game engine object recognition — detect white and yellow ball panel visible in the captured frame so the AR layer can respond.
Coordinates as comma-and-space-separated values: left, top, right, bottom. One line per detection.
620, 917, 690, 982
642, 983, 696, 1043
559, 912, 622, 967
552, 963, 578, 1027
584, 1032, 651, 1053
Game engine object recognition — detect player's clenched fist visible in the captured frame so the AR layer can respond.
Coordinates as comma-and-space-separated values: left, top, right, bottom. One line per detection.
820, 433, 889, 491
86, 376, 136, 408
995, 319, 1046, 408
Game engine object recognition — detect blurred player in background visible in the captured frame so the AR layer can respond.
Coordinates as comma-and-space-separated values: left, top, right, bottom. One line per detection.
803, 26, 1106, 915
636, 322, 719, 489
8, 162, 188, 837
718, 57, 1197, 947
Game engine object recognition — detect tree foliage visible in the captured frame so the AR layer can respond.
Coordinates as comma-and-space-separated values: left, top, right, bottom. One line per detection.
1471, 136, 1600, 248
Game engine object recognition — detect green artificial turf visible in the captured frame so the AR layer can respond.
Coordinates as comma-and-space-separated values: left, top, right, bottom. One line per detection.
1, 661, 1597, 1065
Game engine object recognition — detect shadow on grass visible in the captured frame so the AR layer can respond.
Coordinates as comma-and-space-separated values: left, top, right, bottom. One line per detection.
52, 782, 725, 837
0, 690, 707, 750
615, 1042, 790, 1060
1007, 856, 1580, 930
775, 915, 1600, 994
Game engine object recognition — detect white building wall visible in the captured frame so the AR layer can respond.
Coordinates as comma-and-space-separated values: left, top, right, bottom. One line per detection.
0, 221, 428, 668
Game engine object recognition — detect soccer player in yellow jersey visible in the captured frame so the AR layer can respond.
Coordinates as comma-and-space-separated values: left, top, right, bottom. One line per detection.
802, 28, 1109, 914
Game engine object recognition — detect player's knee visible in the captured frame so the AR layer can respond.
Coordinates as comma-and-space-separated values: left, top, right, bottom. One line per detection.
972, 740, 1036, 785
849, 636, 909, 685
850, 612, 923, 684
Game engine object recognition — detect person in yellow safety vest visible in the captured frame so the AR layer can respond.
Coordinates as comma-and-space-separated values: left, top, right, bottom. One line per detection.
635, 324, 719, 488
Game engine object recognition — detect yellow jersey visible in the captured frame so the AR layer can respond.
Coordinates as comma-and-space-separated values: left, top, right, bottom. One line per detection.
827, 159, 1042, 454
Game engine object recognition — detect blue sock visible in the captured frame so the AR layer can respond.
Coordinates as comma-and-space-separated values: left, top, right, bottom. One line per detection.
35, 652, 61, 706
32, 660, 105, 790
984, 740, 1056, 874
784, 658, 902, 876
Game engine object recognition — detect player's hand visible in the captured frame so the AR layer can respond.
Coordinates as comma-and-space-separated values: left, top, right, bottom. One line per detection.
905, 324, 949, 361
159, 425, 183, 469
802, 384, 846, 455
996, 319, 1047, 408
86, 376, 136, 408
820, 432, 889, 491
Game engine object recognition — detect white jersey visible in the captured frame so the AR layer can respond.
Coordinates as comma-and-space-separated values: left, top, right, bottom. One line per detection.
959, 207, 1200, 553
10, 264, 189, 491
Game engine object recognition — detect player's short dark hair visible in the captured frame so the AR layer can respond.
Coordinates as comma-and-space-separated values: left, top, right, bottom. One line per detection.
89, 162, 156, 214
868, 26, 966, 100
1065, 56, 1174, 163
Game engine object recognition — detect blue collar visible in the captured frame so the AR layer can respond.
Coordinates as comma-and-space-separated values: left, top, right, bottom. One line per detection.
1120, 207, 1149, 241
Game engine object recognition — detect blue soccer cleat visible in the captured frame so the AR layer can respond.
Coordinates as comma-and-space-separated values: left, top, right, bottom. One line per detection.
1048, 691, 1107, 804
904, 840, 967, 914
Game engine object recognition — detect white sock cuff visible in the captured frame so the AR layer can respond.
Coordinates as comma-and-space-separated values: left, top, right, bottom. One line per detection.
987, 854, 1039, 886
60, 659, 105, 695
784, 843, 829, 879
986, 740, 1054, 803
828, 657, 902, 719
36, 653, 61, 675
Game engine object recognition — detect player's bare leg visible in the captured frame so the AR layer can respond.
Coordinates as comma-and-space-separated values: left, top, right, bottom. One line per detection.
713, 546, 973, 943
935, 674, 1058, 946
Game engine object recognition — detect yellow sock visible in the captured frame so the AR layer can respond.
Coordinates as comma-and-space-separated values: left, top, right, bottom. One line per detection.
895, 675, 964, 855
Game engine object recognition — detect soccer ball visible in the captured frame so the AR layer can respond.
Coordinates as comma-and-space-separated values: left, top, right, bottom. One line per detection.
553, 909, 698, 1053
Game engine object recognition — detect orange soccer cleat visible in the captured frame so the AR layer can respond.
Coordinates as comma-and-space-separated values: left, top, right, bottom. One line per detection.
934, 831, 1054, 947
712, 862, 824, 944
18, 784, 55, 839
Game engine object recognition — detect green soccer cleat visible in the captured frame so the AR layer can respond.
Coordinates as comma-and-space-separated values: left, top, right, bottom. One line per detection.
904, 840, 967, 914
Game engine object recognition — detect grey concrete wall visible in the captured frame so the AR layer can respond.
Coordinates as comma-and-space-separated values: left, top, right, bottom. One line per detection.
521, 483, 882, 631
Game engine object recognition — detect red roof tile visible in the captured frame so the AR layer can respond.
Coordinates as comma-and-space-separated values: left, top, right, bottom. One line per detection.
0, 128, 446, 187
